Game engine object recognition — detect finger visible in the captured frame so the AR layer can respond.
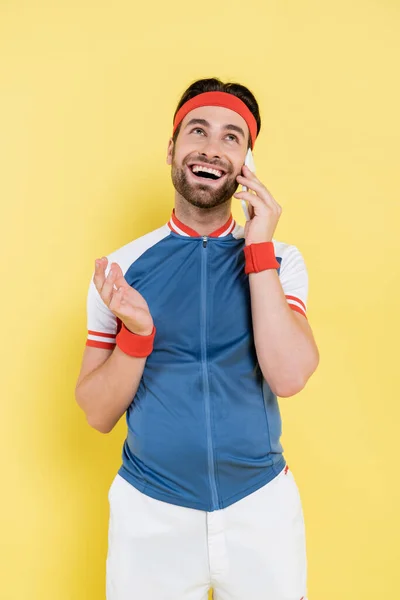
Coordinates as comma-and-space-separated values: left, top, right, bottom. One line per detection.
109, 286, 125, 312
237, 175, 269, 200
111, 262, 124, 280
109, 288, 140, 323
242, 164, 257, 178
100, 262, 120, 306
113, 264, 131, 290
237, 175, 280, 211
237, 174, 271, 198
235, 191, 282, 220
248, 202, 255, 219
249, 194, 281, 220
236, 184, 281, 213
93, 257, 108, 293
104, 262, 130, 292
241, 164, 261, 186
234, 191, 268, 213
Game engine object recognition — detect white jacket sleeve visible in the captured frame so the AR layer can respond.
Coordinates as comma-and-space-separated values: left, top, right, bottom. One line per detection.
278, 245, 308, 318
86, 272, 118, 349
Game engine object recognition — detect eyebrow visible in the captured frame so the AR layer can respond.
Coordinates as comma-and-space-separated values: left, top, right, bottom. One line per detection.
185, 118, 246, 139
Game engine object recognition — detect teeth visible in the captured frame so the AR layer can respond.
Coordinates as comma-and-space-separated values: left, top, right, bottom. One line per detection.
191, 165, 223, 178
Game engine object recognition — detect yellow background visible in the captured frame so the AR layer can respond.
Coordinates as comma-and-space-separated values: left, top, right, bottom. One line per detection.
1, 1, 399, 598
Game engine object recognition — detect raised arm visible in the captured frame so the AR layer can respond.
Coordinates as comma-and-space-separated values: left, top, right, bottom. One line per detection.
75, 257, 154, 433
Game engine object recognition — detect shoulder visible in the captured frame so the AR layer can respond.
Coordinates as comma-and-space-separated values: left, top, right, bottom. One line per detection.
272, 239, 304, 261
273, 239, 308, 279
104, 223, 171, 276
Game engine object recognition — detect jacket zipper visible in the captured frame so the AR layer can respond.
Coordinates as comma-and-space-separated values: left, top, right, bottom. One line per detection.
201, 235, 219, 510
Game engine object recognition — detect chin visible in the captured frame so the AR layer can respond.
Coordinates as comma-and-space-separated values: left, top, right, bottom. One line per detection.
182, 186, 231, 209
185, 197, 227, 210
174, 178, 234, 210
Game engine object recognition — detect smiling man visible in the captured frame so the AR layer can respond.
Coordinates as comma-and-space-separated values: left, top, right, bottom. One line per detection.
170, 107, 247, 210
75, 78, 319, 600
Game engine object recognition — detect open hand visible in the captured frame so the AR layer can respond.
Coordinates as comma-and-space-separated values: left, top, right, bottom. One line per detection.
93, 257, 154, 336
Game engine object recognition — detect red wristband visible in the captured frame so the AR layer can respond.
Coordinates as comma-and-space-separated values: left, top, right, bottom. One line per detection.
116, 323, 156, 357
244, 242, 280, 274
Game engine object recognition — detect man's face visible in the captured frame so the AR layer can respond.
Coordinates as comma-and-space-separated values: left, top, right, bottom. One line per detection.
166, 105, 250, 210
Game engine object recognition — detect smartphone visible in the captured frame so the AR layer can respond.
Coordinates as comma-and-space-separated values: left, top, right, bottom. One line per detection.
240, 148, 256, 221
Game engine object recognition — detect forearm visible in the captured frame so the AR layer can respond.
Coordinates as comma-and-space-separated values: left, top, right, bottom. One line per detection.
249, 269, 319, 397
75, 347, 146, 433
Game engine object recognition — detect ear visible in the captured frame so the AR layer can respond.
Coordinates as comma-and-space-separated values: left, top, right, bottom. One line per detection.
166, 138, 174, 165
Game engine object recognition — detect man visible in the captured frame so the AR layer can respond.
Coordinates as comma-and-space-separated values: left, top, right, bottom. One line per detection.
75, 77, 319, 600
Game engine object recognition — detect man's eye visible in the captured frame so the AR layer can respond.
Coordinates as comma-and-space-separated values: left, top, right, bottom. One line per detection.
226, 134, 238, 142
192, 128, 205, 135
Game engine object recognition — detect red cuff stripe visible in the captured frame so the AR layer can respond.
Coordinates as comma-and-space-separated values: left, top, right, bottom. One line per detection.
86, 339, 116, 349
285, 295, 306, 312
289, 304, 307, 319
88, 330, 116, 339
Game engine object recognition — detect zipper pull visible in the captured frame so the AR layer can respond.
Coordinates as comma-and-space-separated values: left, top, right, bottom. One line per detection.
202, 236, 208, 248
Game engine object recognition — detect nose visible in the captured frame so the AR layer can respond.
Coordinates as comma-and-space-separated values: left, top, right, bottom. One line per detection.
199, 135, 222, 159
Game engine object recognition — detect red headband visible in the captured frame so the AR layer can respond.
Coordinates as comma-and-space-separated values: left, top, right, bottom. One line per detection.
172, 91, 258, 149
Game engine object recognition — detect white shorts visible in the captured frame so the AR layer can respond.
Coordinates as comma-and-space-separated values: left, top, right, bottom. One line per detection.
106, 465, 308, 600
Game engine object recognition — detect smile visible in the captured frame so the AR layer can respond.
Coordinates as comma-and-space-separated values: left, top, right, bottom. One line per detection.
187, 164, 227, 183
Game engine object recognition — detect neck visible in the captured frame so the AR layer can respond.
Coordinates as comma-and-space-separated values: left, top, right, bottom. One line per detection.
174, 195, 232, 237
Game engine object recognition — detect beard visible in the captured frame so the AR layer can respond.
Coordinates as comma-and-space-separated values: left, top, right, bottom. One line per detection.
171, 153, 240, 210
